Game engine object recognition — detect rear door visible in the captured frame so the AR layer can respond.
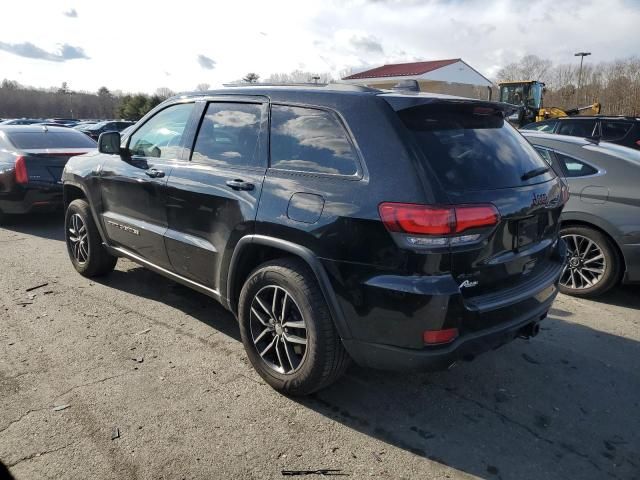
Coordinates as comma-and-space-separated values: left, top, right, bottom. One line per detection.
164, 98, 268, 289
99, 102, 195, 269
395, 101, 566, 302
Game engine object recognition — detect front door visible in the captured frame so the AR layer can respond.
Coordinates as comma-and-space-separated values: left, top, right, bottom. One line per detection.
99, 102, 196, 269
164, 99, 268, 290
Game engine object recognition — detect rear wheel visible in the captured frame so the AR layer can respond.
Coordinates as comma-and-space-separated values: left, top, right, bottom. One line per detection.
559, 226, 620, 297
65, 199, 117, 277
238, 258, 350, 395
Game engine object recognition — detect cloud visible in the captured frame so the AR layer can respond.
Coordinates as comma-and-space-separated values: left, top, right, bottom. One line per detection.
349, 35, 384, 54
197, 54, 216, 69
63, 8, 78, 18
0, 41, 89, 62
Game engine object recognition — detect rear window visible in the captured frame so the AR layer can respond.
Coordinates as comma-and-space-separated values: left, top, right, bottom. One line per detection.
398, 103, 554, 190
7, 131, 97, 149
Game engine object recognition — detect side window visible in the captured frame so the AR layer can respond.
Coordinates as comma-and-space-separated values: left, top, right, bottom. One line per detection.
601, 121, 633, 141
556, 120, 597, 138
191, 102, 264, 168
129, 103, 194, 158
533, 147, 553, 165
270, 105, 359, 176
556, 152, 598, 178
524, 121, 557, 132
535, 120, 557, 133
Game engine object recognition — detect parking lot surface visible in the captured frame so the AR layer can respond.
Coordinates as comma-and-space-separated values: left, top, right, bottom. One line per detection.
1, 213, 639, 480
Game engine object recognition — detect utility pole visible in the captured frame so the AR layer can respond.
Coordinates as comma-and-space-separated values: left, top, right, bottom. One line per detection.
574, 52, 591, 107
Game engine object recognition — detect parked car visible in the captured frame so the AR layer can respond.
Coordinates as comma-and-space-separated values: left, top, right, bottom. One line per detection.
62, 85, 568, 394
521, 116, 640, 150
523, 131, 640, 297
0, 125, 96, 222
0, 118, 44, 126
72, 121, 98, 130
34, 122, 71, 128
78, 121, 134, 140
48, 118, 80, 127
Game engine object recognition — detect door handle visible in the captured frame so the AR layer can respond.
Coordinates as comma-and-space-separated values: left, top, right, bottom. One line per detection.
145, 168, 165, 178
226, 179, 255, 191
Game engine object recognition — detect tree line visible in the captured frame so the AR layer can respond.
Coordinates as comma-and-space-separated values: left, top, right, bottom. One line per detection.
0, 81, 176, 121
497, 55, 640, 116
3, 57, 639, 120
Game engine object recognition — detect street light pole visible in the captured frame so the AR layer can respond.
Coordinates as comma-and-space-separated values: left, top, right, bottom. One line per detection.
574, 52, 591, 107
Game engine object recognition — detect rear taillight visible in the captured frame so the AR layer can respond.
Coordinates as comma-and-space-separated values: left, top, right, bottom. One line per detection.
15, 156, 28, 184
635, 140, 640, 148
378, 202, 499, 247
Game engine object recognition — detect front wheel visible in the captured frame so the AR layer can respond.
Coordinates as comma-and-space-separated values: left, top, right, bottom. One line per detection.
559, 226, 620, 297
65, 199, 117, 277
238, 258, 350, 395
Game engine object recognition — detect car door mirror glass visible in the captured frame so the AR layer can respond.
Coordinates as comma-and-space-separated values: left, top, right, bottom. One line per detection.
98, 131, 122, 154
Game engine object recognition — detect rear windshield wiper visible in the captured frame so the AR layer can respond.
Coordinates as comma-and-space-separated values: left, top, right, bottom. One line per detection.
521, 166, 550, 181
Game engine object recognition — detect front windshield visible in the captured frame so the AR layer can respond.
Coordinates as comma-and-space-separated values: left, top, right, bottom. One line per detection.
500, 83, 540, 109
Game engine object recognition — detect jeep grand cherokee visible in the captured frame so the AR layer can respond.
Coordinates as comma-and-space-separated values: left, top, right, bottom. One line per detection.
62, 84, 568, 395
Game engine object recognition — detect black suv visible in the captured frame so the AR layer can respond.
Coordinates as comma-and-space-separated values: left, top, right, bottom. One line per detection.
62, 85, 567, 395
522, 116, 640, 150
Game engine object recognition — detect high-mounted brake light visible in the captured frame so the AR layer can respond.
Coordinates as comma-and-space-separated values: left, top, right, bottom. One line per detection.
14, 156, 28, 184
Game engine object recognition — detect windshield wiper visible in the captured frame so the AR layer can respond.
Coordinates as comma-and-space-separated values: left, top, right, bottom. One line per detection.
521, 166, 550, 181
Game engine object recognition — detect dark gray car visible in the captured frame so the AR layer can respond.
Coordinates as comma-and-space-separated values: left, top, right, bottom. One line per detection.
523, 131, 640, 297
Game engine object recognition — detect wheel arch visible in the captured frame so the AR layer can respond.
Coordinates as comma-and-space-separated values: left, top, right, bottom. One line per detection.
225, 235, 352, 340
63, 181, 108, 245
560, 217, 626, 280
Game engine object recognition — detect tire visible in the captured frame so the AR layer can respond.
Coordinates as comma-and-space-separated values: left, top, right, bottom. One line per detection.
559, 226, 620, 298
65, 199, 117, 277
238, 258, 350, 395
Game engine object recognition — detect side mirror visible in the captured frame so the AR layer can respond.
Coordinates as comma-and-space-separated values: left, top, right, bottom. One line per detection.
98, 131, 122, 154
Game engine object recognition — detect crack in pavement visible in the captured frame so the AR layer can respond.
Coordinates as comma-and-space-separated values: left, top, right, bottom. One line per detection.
7, 440, 76, 468
52, 372, 129, 402
0, 407, 48, 434
0, 373, 128, 434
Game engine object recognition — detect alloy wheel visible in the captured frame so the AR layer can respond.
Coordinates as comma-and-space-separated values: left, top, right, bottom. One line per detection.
249, 285, 308, 374
68, 213, 89, 264
560, 234, 606, 290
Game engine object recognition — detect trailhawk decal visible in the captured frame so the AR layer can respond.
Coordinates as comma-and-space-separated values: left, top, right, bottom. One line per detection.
459, 279, 478, 289
106, 220, 140, 236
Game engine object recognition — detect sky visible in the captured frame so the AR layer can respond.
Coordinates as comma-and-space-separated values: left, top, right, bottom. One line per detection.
1, 0, 639, 94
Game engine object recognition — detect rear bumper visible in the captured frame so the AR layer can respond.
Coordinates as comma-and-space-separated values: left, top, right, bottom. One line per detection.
325, 240, 565, 371
342, 295, 553, 370
0, 186, 63, 214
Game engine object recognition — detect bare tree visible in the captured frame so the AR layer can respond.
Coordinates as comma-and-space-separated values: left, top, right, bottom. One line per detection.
196, 83, 210, 92
264, 70, 335, 84
242, 73, 260, 83
155, 87, 175, 100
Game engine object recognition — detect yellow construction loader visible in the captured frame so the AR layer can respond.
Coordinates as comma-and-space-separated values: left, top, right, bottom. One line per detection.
498, 80, 601, 127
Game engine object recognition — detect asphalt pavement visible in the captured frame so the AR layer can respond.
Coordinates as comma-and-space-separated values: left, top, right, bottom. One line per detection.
1, 213, 638, 479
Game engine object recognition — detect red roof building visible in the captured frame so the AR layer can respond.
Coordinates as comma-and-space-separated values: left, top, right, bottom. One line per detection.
342, 58, 493, 98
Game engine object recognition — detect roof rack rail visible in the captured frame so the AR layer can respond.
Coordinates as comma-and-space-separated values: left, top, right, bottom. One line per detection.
220, 82, 380, 92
